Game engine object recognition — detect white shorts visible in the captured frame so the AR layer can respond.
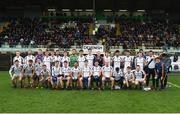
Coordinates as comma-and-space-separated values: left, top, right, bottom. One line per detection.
11, 74, 21, 80
63, 75, 71, 80
24, 74, 33, 77
72, 76, 78, 80
35, 72, 41, 76
135, 78, 145, 82
102, 77, 114, 81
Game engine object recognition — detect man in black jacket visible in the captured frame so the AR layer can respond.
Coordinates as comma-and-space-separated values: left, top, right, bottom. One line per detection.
93, 51, 103, 67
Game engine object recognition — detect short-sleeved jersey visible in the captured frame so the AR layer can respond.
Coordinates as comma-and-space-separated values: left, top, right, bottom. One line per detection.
113, 69, 124, 80
9, 64, 23, 76
23, 64, 34, 75
24, 55, 35, 64
86, 54, 94, 67
13, 56, 24, 64
50, 55, 56, 63
135, 57, 145, 70
133, 70, 145, 79
124, 56, 132, 67
71, 67, 81, 78
101, 66, 113, 78
92, 66, 101, 76
40, 69, 50, 77
61, 56, 70, 66
54, 55, 62, 63
34, 63, 42, 75
146, 56, 155, 69
77, 56, 85, 68
103, 56, 111, 66
112, 56, 121, 68
82, 66, 92, 78
43, 56, 51, 70
124, 72, 134, 80
61, 66, 71, 76
51, 66, 62, 76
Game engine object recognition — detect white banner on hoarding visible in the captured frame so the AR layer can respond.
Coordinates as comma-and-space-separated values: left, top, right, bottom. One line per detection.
83, 45, 104, 54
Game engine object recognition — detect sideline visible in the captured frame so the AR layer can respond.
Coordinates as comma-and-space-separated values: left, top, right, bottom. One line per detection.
167, 82, 180, 88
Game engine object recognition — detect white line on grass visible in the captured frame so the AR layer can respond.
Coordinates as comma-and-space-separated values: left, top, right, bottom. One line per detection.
167, 82, 180, 88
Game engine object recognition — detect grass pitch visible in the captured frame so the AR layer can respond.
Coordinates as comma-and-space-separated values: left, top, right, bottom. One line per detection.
0, 71, 180, 113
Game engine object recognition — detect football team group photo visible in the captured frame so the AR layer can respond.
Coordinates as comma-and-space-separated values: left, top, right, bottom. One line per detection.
0, 0, 180, 113
10, 48, 169, 91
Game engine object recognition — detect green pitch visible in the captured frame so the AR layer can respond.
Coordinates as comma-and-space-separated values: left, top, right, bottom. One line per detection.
0, 71, 180, 113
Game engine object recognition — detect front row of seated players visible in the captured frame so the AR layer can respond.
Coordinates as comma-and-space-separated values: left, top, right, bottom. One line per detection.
9, 57, 167, 90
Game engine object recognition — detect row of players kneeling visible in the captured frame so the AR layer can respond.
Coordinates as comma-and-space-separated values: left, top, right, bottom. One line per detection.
10, 63, 147, 90
10, 72, 146, 90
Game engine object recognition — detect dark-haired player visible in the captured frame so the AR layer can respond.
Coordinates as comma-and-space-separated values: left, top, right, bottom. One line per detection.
9, 60, 23, 88
13, 51, 24, 65
133, 65, 146, 89
71, 62, 82, 88
145, 50, 156, 88
80, 60, 92, 89
22, 59, 35, 87
34, 59, 43, 87
51, 61, 62, 89
77, 49, 85, 69
155, 57, 168, 90
124, 66, 135, 88
113, 67, 124, 89
123, 50, 133, 73
112, 50, 122, 70
60, 61, 72, 89
86, 48, 94, 67
91, 61, 101, 89
39, 64, 51, 88
101, 62, 114, 90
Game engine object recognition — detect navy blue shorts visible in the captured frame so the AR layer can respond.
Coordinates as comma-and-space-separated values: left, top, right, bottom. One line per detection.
93, 76, 100, 82
52, 76, 58, 83
83, 77, 89, 83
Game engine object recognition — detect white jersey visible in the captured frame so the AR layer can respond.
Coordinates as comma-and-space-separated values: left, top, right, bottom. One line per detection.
146, 56, 155, 69
34, 63, 42, 75
23, 64, 34, 75
50, 55, 56, 63
40, 69, 50, 77
82, 66, 92, 78
61, 56, 70, 66
133, 70, 145, 80
124, 56, 132, 67
51, 66, 62, 76
92, 66, 101, 76
125, 72, 134, 80
9, 64, 23, 76
13, 56, 24, 64
24, 55, 35, 64
86, 54, 94, 67
61, 66, 71, 76
102, 66, 113, 78
43, 56, 51, 70
103, 56, 111, 66
135, 57, 145, 70
54, 55, 62, 63
112, 56, 121, 69
77, 56, 85, 68
71, 67, 81, 78
113, 69, 124, 80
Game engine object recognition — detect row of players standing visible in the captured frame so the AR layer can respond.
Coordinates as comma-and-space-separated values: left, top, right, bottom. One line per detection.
12, 48, 169, 90
13, 48, 138, 72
